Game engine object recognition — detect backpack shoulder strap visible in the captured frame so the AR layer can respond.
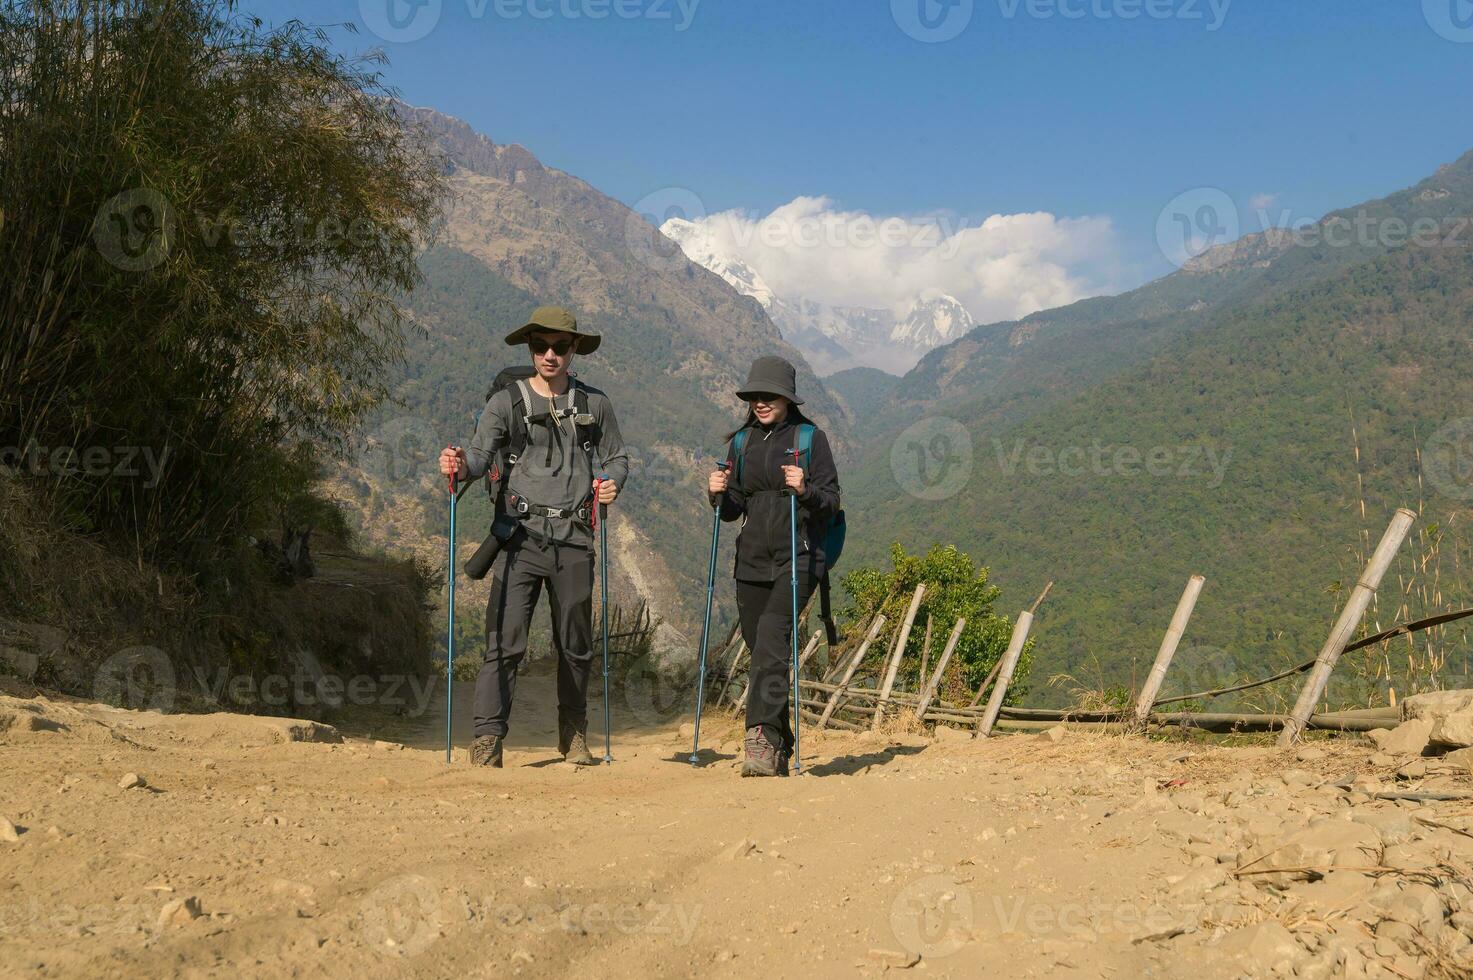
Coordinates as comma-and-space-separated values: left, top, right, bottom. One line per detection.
507, 379, 534, 461
795, 423, 815, 473
730, 428, 750, 486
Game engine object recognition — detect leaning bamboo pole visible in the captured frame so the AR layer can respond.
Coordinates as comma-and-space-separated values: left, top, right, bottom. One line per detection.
917, 614, 934, 690
872, 585, 927, 730
817, 614, 886, 731
1279, 508, 1416, 746
977, 610, 1034, 737
1133, 574, 1205, 726
915, 618, 966, 720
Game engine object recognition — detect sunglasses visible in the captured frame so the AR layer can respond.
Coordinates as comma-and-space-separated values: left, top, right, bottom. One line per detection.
529, 338, 575, 356
747, 392, 782, 404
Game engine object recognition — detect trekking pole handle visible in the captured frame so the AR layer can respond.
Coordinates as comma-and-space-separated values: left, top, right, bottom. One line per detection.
446, 444, 462, 495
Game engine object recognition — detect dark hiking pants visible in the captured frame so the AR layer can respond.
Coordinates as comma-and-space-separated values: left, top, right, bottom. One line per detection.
473, 533, 595, 739
736, 571, 817, 753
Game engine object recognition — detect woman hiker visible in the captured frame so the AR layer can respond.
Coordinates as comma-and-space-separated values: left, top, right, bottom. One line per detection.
707, 356, 841, 777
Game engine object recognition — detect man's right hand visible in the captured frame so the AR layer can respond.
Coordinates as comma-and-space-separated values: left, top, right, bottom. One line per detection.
708, 468, 729, 496
440, 446, 468, 481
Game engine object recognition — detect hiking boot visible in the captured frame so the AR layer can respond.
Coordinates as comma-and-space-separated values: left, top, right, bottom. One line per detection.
559, 717, 598, 766
741, 725, 781, 777
470, 735, 503, 768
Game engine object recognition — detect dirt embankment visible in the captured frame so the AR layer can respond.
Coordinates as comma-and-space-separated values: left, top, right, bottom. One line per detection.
3, 669, 1473, 979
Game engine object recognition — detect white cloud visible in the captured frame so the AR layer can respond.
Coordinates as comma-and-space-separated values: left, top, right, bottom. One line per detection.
672, 196, 1121, 324
1249, 192, 1278, 212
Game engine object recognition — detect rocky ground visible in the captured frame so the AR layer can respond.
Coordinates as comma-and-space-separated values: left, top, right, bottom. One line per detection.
3, 671, 1473, 979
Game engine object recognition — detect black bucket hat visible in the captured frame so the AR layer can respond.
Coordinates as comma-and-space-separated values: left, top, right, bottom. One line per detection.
735, 355, 804, 406
504, 305, 602, 355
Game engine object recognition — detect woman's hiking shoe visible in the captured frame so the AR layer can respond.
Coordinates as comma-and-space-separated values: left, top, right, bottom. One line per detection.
559, 718, 598, 766
741, 725, 783, 777
470, 735, 503, 768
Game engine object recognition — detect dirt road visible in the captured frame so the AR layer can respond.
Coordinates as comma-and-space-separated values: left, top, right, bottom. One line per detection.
3, 668, 1472, 979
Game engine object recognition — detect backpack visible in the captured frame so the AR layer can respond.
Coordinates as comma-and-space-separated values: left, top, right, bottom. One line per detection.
482, 368, 600, 516
730, 422, 846, 643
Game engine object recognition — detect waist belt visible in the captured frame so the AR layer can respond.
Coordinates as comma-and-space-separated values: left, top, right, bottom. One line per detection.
507, 493, 591, 523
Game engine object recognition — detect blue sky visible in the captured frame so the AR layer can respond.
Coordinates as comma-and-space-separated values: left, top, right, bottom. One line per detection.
240, 0, 1473, 298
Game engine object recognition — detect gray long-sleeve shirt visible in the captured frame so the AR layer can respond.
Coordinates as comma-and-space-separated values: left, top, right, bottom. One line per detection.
463, 378, 630, 547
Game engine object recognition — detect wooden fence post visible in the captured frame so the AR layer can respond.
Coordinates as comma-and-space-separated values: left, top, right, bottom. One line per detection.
917, 614, 934, 691
872, 585, 927, 730
1133, 574, 1205, 727
977, 610, 1035, 737
1279, 508, 1417, 745
817, 614, 886, 731
916, 617, 966, 720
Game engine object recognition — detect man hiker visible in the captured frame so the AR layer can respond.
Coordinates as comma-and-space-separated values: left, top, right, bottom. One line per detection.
438, 306, 629, 768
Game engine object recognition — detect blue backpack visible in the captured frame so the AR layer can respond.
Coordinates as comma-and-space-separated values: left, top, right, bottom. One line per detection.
730, 422, 846, 642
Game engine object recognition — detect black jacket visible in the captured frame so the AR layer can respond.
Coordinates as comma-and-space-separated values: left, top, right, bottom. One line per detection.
711, 416, 841, 582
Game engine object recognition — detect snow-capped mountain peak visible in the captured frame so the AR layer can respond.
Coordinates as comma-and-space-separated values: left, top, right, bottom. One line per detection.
659, 217, 976, 375
660, 217, 777, 308
891, 294, 976, 347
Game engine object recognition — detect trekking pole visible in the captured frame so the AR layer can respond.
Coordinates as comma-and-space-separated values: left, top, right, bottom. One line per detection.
785, 448, 803, 775
595, 475, 613, 764
445, 451, 459, 765
689, 460, 729, 766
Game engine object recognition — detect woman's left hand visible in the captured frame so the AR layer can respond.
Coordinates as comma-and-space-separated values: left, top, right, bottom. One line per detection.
595, 479, 619, 505
781, 464, 805, 495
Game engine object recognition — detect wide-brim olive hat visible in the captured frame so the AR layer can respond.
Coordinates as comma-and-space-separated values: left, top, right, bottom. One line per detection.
735, 355, 804, 405
504, 305, 601, 355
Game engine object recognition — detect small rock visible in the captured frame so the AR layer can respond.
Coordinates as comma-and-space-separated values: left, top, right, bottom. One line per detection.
118, 773, 145, 791
157, 896, 202, 928
933, 725, 971, 743
720, 838, 758, 861
867, 948, 920, 969
678, 722, 696, 740
1296, 746, 1328, 762
510, 949, 534, 964
0, 818, 20, 843
1368, 752, 1398, 768
1402, 690, 1473, 721
1396, 759, 1428, 780
1215, 920, 1305, 968
1035, 725, 1067, 744
1368, 719, 1433, 756
1440, 746, 1473, 774
1431, 710, 1473, 748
